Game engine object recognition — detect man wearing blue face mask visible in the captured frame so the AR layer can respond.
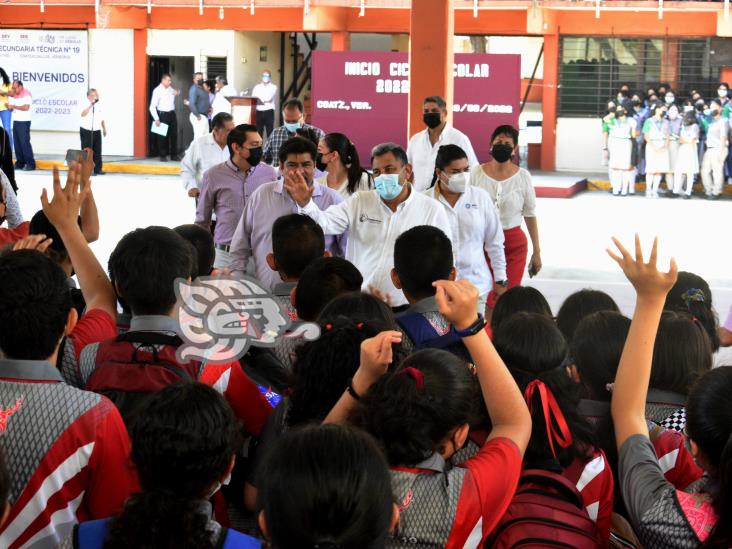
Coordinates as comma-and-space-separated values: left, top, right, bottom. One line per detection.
284, 142, 452, 308
252, 70, 277, 140
262, 99, 324, 167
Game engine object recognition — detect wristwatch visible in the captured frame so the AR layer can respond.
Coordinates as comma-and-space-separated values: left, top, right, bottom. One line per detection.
454, 314, 487, 338
496, 280, 508, 287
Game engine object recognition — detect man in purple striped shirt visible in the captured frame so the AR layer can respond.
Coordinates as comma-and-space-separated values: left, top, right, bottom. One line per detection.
230, 137, 346, 291
195, 124, 278, 268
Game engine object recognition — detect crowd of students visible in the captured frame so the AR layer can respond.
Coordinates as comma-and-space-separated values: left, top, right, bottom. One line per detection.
602, 82, 732, 199
0, 95, 731, 549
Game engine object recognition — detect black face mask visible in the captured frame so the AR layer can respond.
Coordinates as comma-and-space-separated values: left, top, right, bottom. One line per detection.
247, 146, 263, 167
696, 102, 705, 112
632, 99, 641, 106
423, 112, 442, 129
491, 143, 513, 163
316, 152, 328, 172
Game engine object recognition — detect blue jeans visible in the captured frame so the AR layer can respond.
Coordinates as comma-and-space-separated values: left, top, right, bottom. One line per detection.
12, 121, 35, 168
0, 110, 12, 152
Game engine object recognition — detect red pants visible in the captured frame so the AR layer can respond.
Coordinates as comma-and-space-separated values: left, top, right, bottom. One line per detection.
487, 226, 529, 308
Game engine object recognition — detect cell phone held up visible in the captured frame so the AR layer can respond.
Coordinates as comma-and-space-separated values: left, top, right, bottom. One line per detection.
65, 149, 88, 165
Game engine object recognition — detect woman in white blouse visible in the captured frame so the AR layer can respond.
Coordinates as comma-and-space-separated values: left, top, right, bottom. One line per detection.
471, 125, 541, 309
316, 132, 373, 197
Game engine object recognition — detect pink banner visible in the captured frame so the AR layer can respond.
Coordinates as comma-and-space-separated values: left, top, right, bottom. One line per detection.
310, 51, 520, 166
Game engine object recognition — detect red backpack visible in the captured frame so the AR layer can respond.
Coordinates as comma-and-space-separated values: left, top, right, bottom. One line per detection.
85, 331, 198, 426
486, 469, 605, 548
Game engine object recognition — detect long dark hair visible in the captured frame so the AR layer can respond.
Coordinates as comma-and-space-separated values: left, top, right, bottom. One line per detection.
685, 367, 732, 549
429, 144, 468, 188
105, 383, 241, 549
257, 424, 394, 549
351, 348, 481, 466
664, 271, 720, 352
0, 68, 9, 87
322, 132, 373, 194
494, 313, 596, 469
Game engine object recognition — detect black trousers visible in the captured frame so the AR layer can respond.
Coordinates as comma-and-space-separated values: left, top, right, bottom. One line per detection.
156, 109, 178, 157
80, 127, 103, 173
256, 109, 275, 140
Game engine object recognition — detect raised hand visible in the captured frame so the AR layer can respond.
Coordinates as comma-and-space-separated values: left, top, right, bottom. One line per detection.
357, 330, 402, 386
283, 170, 313, 207
13, 234, 53, 253
607, 235, 678, 301
79, 147, 96, 184
368, 284, 393, 307
41, 164, 84, 231
433, 279, 480, 331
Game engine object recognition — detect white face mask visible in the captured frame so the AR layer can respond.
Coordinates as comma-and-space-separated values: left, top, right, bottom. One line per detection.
719, 89, 728, 98
445, 172, 469, 193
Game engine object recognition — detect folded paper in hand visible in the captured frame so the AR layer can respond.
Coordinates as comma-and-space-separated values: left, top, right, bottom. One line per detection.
151, 122, 169, 137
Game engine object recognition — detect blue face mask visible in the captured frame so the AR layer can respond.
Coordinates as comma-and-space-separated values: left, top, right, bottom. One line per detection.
284, 122, 301, 133
374, 173, 403, 201
262, 74, 271, 83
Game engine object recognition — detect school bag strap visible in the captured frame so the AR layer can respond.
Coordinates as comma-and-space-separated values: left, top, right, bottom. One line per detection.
112, 330, 195, 383
73, 518, 112, 549
518, 469, 584, 508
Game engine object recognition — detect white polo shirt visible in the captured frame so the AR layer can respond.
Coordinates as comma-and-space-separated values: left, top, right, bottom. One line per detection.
424, 184, 506, 298
8, 90, 32, 123
252, 82, 277, 112
407, 125, 479, 192
180, 133, 231, 192
299, 187, 452, 307
471, 165, 537, 230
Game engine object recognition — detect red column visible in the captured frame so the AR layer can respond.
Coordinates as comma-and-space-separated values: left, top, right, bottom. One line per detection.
133, 29, 148, 158
331, 31, 351, 52
540, 32, 558, 172
408, 0, 454, 141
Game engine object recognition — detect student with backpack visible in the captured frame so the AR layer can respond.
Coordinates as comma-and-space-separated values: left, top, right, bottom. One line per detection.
69, 383, 261, 549
610, 235, 732, 549
327, 278, 531, 548
69, 225, 272, 434
391, 225, 470, 360
492, 312, 614, 543
0, 164, 138, 548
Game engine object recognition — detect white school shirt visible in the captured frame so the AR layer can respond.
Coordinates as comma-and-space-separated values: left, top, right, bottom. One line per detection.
180, 133, 231, 192
252, 82, 278, 112
315, 171, 372, 198
424, 184, 506, 297
470, 165, 537, 230
148, 84, 177, 120
8, 91, 32, 122
299, 187, 452, 307
407, 125, 479, 192
80, 102, 104, 131
211, 84, 238, 117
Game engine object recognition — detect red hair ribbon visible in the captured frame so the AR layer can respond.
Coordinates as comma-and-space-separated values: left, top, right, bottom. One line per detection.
524, 380, 573, 460
356, 322, 364, 330
402, 367, 425, 391
325, 323, 333, 331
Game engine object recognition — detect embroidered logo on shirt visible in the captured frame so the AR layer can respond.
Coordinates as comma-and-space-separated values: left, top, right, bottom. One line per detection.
0, 397, 24, 432
399, 489, 414, 512
465, 203, 479, 209
358, 213, 382, 224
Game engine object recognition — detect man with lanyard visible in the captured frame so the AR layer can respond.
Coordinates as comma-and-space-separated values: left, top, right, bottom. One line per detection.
284, 142, 451, 309
406, 95, 478, 192
195, 124, 278, 268
79, 88, 107, 176
149, 73, 180, 161
262, 99, 324, 167
180, 112, 235, 199
251, 70, 277, 140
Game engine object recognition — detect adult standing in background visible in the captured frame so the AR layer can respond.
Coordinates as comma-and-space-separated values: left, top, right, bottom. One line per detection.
701, 98, 728, 200
0, 68, 13, 152
211, 76, 238, 118
471, 124, 541, 308
180, 112, 235, 199
7, 80, 34, 172
0, 125, 15, 193
603, 104, 637, 196
252, 69, 277, 140
149, 73, 180, 162
407, 95, 478, 192
263, 99, 324, 167
188, 72, 210, 140
315, 132, 373, 197
80, 88, 106, 176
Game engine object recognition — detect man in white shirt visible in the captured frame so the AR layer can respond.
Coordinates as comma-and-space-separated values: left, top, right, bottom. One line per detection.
211, 76, 238, 117
148, 73, 180, 162
284, 142, 452, 308
79, 88, 107, 175
251, 70, 277, 140
407, 95, 478, 192
7, 80, 35, 171
180, 112, 235, 198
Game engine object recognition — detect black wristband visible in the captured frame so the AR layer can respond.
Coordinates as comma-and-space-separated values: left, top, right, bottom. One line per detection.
346, 378, 361, 401
453, 313, 487, 338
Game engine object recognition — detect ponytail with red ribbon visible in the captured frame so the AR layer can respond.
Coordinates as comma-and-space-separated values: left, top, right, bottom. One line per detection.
524, 379, 573, 460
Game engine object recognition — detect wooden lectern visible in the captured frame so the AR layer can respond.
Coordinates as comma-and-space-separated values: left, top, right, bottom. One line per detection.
228, 96, 258, 126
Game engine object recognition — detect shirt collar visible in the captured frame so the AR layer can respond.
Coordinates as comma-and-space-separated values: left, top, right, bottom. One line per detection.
129, 315, 181, 336
0, 359, 64, 382
403, 296, 440, 316
413, 452, 447, 473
